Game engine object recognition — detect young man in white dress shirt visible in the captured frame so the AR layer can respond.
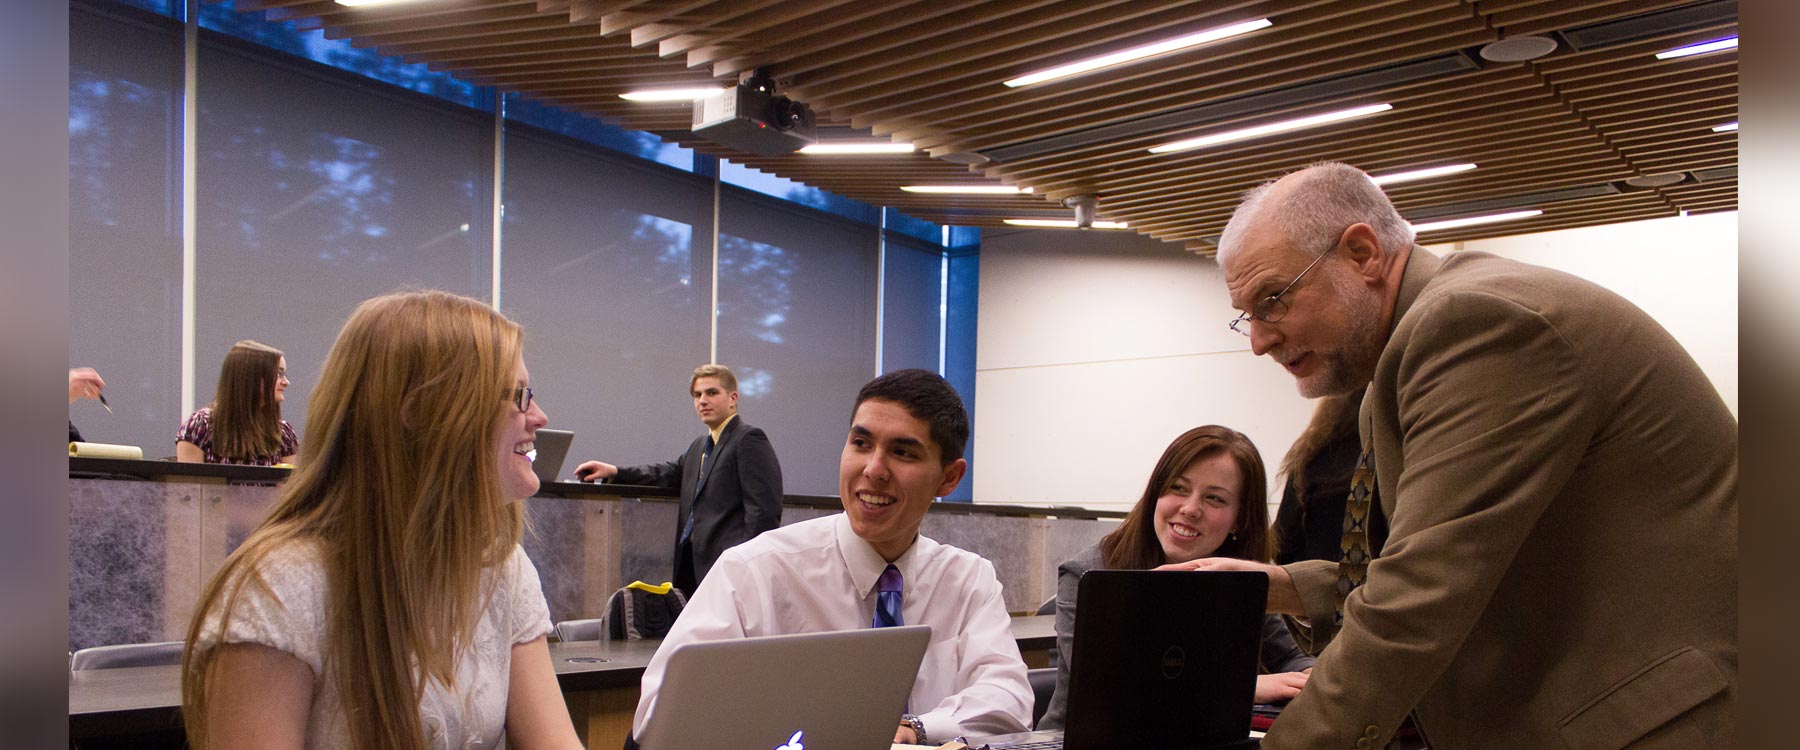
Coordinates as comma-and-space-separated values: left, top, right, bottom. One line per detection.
630, 369, 1032, 747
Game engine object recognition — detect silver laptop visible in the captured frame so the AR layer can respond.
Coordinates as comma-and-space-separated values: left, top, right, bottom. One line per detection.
637, 625, 932, 750
529, 428, 574, 484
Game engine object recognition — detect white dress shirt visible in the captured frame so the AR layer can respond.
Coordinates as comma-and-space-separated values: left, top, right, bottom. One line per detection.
632, 513, 1032, 744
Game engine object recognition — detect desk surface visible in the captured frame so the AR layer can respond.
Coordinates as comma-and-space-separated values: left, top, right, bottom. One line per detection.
70, 615, 1056, 739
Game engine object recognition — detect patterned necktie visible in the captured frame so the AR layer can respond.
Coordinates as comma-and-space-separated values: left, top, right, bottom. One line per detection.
873, 564, 904, 628
1335, 448, 1375, 626
678, 434, 718, 545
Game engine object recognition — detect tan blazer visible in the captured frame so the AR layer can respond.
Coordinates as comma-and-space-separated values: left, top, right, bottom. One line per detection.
1269, 249, 1737, 750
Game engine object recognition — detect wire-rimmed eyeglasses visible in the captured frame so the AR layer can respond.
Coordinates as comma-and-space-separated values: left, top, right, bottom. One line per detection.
1227, 242, 1338, 336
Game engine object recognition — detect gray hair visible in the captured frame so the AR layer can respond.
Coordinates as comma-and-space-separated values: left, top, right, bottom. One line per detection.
1218, 162, 1414, 263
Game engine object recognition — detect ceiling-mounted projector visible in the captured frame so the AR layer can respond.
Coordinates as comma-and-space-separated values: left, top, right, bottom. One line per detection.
692, 75, 815, 156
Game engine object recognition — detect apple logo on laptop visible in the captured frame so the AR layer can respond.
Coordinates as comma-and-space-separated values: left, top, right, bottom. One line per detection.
775, 730, 805, 750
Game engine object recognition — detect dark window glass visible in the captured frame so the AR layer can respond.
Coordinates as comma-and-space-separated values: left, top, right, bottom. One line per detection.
504, 93, 693, 172
200, 0, 479, 108
101, 0, 175, 18
69, 4, 184, 454
882, 234, 945, 375
498, 125, 714, 468
720, 159, 880, 225
942, 247, 981, 502
717, 189, 879, 495
884, 207, 946, 246
194, 38, 494, 439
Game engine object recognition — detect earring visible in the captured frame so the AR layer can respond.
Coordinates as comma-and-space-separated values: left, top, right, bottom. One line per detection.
1229, 530, 1238, 540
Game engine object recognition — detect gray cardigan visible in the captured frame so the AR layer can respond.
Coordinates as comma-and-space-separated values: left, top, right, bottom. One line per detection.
1035, 544, 1316, 730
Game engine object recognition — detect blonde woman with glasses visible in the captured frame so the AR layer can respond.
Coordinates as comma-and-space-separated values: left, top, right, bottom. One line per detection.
181, 290, 581, 750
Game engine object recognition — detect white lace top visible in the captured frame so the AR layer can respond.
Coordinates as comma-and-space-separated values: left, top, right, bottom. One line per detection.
194, 539, 554, 749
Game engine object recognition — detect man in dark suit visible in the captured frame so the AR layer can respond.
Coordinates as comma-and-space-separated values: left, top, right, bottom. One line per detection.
575, 364, 784, 596
1186, 162, 1736, 750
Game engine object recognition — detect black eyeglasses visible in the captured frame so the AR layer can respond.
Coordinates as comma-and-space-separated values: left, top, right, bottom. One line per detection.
510, 386, 534, 413
1227, 241, 1338, 336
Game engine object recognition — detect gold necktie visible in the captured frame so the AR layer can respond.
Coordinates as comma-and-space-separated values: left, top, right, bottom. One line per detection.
1335, 449, 1375, 626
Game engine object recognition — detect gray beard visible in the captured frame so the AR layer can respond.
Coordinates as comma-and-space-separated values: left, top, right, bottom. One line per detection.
1295, 275, 1385, 399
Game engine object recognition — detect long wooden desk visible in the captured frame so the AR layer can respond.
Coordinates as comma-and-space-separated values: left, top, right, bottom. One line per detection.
70, 615, 1057, 746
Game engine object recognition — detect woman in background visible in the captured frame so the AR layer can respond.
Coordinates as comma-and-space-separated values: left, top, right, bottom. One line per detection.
1270, 392, 1385, 655
181, 291, 581, 750
1037, 425, 1314, 731
176, 340, 298, 465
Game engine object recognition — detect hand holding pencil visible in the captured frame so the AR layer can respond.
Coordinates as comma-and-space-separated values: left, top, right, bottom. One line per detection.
69, 367, 109, 411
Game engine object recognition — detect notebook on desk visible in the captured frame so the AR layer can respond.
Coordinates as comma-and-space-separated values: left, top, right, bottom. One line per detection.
636, 625, 932, 750
529, 428, 573, 484
978, 570, 1267, 750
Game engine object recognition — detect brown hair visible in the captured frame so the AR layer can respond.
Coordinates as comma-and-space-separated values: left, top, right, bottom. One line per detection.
690, 363, 738, 393
1276, 391, 1363, 507
1100, 425, 1271, 570
209, 339, 285, 462
183, 291, 525, 750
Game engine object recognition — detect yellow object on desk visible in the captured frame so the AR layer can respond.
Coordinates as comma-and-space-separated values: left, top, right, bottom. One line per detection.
625, 580, 675, 595
69, 442, 143, 460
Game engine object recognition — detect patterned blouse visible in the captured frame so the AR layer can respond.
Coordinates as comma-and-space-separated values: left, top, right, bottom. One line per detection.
175, 406, 298, 466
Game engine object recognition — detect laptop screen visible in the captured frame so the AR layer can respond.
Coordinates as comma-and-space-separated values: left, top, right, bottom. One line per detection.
530, 429, 574, 484
1061, 570, 1267, 750
639, 626, 931, 750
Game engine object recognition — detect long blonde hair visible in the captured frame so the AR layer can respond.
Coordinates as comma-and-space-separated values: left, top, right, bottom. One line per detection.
182, 290, 525, 750
209, 339, 286, 462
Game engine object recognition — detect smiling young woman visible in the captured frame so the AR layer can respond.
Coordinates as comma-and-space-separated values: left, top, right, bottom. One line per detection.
175, 340, 297, 466
180, 290, 578, 750
1036, 426, 1317, 731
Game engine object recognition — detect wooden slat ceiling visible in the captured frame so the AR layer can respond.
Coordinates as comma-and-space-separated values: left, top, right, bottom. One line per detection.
224, 0, 1738, 251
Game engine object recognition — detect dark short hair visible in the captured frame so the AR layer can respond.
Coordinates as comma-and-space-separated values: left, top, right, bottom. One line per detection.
852, 369, 968, 465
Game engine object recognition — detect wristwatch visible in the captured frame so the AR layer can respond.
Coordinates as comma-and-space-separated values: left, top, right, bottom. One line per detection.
900, 714, 927, 745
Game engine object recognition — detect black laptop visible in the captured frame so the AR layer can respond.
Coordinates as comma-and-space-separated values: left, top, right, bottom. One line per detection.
981, 570, 1268, 750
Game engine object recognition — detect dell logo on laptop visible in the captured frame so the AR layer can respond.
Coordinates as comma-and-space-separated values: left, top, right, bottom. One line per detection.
775, 730, 805, 750
1160, 645, 1186, 679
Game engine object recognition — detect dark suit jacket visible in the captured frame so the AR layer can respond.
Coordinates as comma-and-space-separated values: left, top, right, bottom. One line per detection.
1271, 249, 1737, 750
613, 416, 784, 585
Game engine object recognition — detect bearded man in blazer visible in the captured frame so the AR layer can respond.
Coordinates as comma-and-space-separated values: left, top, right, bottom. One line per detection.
576, 364, 784, 596
1189, 163, 1736, 750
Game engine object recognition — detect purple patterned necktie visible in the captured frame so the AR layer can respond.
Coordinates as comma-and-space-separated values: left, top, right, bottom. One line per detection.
874, 564, 904, 628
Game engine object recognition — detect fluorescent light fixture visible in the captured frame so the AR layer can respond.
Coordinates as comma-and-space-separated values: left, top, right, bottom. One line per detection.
619, 88, 729, 102
901, 185, 1033, 194
798, 142, 916, 154
1004, 18, 1273, 88
1369, 163, 1478, 186
1654, 36, 1736, 59
1712, 121, 1738, 132
1003, 219, 1130, 229
1148, 103, 1393, 154
1410, 209, 1543, 233
336, 0, 421, 6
